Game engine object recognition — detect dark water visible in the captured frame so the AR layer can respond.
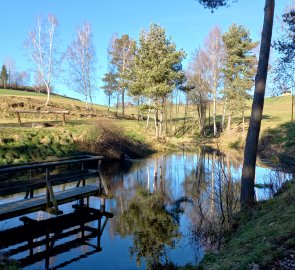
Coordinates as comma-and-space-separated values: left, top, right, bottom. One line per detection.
0, 150, 292, 270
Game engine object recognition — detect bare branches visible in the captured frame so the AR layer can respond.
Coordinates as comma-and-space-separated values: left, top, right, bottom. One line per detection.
65, 22, 96, 110
24, 14, 59, 106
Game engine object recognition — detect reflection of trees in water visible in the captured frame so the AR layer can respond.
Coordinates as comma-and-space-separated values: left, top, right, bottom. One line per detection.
115, 189, 180, 268
184, 148, 240, 249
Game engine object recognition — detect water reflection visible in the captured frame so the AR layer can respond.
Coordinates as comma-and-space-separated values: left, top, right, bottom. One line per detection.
102, 148, 293, 265
0, 203, 113, 270
0, 149, 293, 269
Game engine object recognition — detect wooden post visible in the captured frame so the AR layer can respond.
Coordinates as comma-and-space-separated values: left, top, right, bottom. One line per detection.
16, 112, 21, 125
62, 113, 66, 125
45, 168, 60, 214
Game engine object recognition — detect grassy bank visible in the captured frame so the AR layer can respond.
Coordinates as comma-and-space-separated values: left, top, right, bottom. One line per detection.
0, 119, 159, 164
199, 181, 295, 270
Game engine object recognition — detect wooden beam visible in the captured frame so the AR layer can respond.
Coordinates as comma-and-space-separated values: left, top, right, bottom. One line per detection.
0, 156, 104, 174
13, 110, 69, 114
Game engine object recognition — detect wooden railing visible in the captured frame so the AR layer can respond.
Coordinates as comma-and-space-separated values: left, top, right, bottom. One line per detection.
0, 155, 108, 221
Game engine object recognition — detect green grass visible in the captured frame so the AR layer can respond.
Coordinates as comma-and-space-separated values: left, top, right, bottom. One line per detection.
199, 181, 295, 270
0, 88, 48, 97
0, 88, 109, 111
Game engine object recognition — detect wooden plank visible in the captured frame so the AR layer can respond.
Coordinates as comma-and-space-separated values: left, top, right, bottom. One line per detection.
0, 185, 99, 221
13, 110, 69, 114
0, 156, 103, 174
0, 169, 98, 195
0, 155, 95, 169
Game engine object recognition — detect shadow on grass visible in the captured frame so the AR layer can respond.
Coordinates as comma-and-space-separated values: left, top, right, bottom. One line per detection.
259, 121, 295, 167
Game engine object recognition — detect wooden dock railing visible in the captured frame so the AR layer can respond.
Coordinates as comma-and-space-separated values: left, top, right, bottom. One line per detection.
0, 155, 107, 221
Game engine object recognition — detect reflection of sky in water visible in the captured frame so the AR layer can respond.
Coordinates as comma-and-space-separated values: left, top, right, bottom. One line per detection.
0, 151, 292, 269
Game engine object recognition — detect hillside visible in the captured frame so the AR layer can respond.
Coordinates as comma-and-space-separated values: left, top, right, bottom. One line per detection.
0, 89, 294, 164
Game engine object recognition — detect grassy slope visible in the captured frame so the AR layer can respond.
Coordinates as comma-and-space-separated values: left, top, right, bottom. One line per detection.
0, 88, 108, 111
199, 182, 295, 270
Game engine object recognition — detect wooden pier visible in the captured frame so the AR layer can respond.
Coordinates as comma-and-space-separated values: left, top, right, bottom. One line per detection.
0, 155, 107, 221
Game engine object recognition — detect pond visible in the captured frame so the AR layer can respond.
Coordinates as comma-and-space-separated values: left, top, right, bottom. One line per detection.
0, 149, 293, 270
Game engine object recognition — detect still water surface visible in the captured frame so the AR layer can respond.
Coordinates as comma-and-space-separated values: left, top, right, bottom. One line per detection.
0, 150, 292, 269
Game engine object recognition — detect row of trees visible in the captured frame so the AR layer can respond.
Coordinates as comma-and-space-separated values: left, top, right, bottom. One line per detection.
187, 24, 257, 136
103, 25, 185, 137
102, 23, 257, 138
1, 60, 29, 89
102, 0, 278, 210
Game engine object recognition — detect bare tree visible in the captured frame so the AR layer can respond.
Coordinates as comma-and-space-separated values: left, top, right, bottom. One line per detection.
187, 49, 211, 135
66, 22, 96, 110
204, 26, 225, 136
24, 14, 58, 106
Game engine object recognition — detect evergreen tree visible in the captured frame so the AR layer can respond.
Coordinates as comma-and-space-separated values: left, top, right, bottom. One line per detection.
273, 8, 295, 64
129, 24, 186, 138
1, 65, 8, 89
222, 24, 257, 133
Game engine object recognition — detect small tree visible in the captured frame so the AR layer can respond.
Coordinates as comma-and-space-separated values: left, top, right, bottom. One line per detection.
4, 57, 16, 88
1, 65, 8, 88
102, 65, 119, 113
25, 14, 59, 106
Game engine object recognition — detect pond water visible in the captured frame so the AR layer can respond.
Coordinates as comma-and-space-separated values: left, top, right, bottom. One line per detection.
0, 149, 293, 270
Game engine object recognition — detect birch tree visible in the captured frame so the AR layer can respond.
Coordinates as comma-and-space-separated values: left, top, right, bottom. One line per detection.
204, 26, 225, 136
109, 34, 136, 117
187, 49, 211, 135
25, 14, 58, 106
66, 22, 96, 110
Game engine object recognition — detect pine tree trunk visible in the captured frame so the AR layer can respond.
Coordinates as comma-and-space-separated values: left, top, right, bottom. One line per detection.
122, 88, 125, 117
227, 113, 231, 133
116, 93, 119, 116
213, 83, 217, 136
242, 113, 245, 136
146, 108, 151, 128
108, 94, 111, 115
154, 108, 159, 138
221, 98, 227, 132
241, 0, 275, 208
291, 93, 294, 123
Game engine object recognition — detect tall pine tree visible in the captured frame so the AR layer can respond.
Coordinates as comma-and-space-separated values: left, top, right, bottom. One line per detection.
222, 24, 257, 133
129, 24, 185, 138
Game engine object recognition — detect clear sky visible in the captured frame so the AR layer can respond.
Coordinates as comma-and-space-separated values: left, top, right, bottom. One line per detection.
0, 0, 291, 104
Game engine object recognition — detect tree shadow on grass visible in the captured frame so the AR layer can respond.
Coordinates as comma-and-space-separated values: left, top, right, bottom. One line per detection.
259, 121, 295, 167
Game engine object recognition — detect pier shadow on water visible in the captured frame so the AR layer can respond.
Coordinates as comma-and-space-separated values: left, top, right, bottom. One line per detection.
0, 203, 113, 270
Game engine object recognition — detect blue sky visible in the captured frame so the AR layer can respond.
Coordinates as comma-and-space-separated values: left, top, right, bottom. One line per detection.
0, 0, 291, 104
